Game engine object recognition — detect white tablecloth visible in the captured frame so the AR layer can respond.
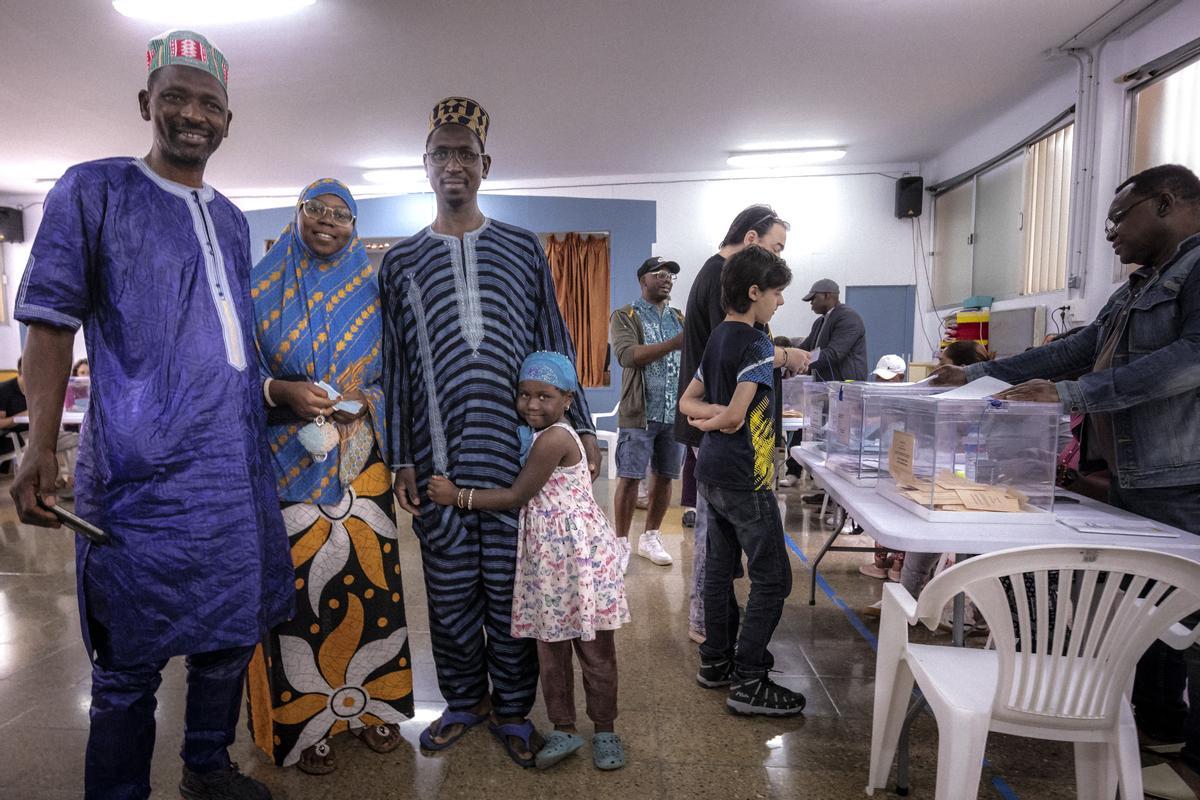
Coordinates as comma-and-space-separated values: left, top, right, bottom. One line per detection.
791, 444, 1200, 561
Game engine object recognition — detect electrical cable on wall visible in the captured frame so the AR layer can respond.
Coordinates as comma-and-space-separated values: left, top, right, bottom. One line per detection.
910, 217, 941, 354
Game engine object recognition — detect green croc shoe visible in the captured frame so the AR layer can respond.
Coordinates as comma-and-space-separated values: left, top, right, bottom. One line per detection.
592, 732, 627, 771
535, 730, 584, 770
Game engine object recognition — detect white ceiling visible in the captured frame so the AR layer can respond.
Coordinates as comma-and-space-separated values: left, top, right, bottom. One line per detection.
0, 0, 1130, 198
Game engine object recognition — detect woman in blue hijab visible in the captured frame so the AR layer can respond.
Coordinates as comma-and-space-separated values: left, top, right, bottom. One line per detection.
246, 179, 413, 774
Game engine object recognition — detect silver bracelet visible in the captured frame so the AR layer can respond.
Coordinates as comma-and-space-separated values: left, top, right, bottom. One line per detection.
263, 377, 277, 408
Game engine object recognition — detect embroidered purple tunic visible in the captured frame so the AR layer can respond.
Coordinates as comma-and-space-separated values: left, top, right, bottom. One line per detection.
16, 158, 294, 667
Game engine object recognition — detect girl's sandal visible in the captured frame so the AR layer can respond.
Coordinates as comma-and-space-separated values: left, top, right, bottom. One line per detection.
355, 722, 403, 754
534, 730, 584, 770
297, 739, 336, 775
592, 732, 626, 771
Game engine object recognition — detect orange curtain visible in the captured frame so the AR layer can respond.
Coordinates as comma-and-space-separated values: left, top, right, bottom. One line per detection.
544, 233, 610, 387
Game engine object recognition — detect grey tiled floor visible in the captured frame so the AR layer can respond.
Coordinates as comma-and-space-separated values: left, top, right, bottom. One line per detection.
0, 474, 1121, 798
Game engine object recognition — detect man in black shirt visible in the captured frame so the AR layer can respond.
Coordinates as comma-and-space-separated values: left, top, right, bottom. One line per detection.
0, 358, 28, 466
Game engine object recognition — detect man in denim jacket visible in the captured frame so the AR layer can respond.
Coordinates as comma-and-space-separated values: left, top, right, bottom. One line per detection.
934, 163, 1200, 774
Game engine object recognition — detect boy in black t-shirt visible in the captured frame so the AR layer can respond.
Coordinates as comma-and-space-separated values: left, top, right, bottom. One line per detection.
679, 246, 805, 716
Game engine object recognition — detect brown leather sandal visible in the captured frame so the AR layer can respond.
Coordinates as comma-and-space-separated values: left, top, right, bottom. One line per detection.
297, 739, 336, 775
356, 723, 403, 754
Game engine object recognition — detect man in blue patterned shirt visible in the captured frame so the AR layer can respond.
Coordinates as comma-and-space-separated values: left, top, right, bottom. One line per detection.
610, 256, 685, 571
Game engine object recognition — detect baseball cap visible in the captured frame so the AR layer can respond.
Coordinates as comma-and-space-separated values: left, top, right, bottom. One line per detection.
802, 278, 839, 301
637, 256, 680, 279
873, 354, 907, 380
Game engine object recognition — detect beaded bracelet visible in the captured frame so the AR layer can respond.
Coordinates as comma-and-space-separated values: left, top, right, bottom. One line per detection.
468, 488, 476, 511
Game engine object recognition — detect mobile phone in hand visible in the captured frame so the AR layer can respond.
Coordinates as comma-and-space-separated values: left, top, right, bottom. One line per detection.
36, 497, 110, 545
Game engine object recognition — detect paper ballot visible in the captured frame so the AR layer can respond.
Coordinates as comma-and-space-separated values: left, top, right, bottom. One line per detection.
935, 376, 1013, 400
315, 380, 363, 415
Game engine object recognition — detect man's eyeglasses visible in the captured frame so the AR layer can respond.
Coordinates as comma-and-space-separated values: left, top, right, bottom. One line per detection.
1104, 195, 1155, 235
645, 269, 676, 282
426, 147, 483, 167
300, 199, 355, 227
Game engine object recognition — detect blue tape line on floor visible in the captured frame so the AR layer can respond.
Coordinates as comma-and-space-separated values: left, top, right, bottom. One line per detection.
782, 529, 1021, 800
782, 531, 879, 651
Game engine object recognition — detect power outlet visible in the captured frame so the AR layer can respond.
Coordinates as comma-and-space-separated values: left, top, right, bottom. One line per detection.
1060, 303, 1087, 325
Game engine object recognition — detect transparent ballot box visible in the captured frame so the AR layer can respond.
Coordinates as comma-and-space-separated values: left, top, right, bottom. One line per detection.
781, 375, 812, 418
876, 395, 1061, 523
65, 376, 90, 411
824, 382, 950, 485
800, 379, 831, 450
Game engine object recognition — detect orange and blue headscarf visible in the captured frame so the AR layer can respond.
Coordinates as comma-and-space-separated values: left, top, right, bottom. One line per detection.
252, 179, 385, 503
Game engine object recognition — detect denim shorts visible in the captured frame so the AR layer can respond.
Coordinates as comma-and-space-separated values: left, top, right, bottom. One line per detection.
616, 421, 684, 480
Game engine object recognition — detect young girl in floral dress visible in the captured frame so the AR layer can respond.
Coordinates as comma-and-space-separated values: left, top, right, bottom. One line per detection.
428, 351, 631, 771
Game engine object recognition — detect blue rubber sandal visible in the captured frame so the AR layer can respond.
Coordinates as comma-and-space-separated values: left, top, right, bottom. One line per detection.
418, 709, 488, 752
592, 732, 627, 770
488, 719, 538, 768
535, 730, 584, 770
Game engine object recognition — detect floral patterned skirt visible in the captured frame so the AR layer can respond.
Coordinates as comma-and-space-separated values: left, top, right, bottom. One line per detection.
245, 451, 414, 767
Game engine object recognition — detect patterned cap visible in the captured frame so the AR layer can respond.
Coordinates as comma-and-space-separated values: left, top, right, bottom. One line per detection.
428, 96, 489, 149
146, 30, 229, 91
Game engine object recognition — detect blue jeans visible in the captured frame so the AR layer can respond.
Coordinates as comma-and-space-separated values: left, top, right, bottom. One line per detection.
698, 483, 792, 677
86, 645, 254, 799
1111, 480, 1200, 764
616, 421, 684, 480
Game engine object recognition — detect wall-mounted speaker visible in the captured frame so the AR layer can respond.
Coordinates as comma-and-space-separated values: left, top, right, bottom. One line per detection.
0, 207, 24, 243
894, 177, 924, 219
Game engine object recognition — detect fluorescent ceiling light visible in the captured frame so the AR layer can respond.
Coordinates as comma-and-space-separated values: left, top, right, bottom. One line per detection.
112, 0, 315, 24
362, 168, 426, 184
358, 156, 424, 170
733, 139, 840, 152
726, 148, 847, 168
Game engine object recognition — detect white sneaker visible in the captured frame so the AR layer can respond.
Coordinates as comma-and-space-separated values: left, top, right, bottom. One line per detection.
777, 474, 798, 488
637, 530, 673, 566
617, 537, 632, 574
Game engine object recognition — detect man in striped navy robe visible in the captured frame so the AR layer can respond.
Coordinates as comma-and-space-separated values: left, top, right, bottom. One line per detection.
380, 96, 599, 762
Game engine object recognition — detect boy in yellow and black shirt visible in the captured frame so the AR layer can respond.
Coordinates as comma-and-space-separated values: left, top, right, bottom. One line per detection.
679, 245, 806, 717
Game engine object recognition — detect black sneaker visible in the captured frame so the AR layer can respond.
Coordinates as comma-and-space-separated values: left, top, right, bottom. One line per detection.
696, 657, 734, 688
800, 492, 825, 505
726, 674, 807, 716
180, 763, 271, 800
681, 508, 697, 528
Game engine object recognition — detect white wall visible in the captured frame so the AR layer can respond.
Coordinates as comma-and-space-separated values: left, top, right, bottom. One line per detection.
486, 165, 923, 344
0, 196, 86, 368
917, 0, 1200, 359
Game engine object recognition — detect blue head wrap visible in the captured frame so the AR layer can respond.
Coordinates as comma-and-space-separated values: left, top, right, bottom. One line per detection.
517, 351, 578, 464
519, 350, 578, 392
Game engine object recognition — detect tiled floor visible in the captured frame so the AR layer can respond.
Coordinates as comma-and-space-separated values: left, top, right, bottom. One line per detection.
0, 474, 1170, 799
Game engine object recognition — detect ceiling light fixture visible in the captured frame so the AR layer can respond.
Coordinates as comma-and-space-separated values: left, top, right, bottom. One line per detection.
726, 148, 847, 168
112, 0, 315, 24
358, 156, 424, 170
363, 168, 426, 184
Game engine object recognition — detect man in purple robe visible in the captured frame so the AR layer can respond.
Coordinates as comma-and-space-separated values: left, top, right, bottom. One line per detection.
12, 30, 293, 800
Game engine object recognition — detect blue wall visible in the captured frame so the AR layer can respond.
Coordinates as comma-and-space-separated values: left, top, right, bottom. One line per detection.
243, 191, 657, 426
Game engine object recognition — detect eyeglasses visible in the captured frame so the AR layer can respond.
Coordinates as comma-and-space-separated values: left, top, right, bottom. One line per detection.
644, 269, 676, 282
426, 147, 483, 167
1104, 195, 1155, 235
299, 198, 355, 227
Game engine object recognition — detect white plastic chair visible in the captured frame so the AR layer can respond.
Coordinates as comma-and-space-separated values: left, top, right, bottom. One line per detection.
590, 402, 620, 480
0, 431, 23, 471
867, 544, 1200, 800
